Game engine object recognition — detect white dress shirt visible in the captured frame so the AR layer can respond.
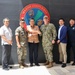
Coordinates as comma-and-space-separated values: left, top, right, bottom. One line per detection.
58, 25, 64, 39
0, 25, 12, 45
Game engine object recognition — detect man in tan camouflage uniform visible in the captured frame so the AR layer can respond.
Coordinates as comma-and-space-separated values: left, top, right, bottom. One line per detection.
40, 15, 57, 68
15, 19, 28, 69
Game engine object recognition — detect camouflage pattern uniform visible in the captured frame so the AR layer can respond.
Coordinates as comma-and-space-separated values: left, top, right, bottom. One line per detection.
15, 26, 27, 64
40, 23, 57, 62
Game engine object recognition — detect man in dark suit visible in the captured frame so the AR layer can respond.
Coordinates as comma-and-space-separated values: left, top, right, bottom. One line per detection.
67, 18, 75, 65
57, 18, 67, 67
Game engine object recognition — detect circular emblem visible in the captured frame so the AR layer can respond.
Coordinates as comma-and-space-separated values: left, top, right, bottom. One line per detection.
20, 3, 50, 27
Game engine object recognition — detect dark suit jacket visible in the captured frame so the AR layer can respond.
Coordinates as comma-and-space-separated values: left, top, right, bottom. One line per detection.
58, 25, 67, 43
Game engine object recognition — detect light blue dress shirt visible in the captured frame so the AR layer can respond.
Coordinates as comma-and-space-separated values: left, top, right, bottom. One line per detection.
58, 25, 64, 39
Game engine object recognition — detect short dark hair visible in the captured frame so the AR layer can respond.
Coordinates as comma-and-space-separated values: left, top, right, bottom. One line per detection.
29, 18, 35, 21
19, 19, 25, 22
59, 18, 65, 22
69, 18, 75, 21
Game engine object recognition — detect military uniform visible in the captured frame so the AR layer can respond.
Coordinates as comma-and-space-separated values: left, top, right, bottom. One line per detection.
15, 26, 27, 64
40, 23, 57, 62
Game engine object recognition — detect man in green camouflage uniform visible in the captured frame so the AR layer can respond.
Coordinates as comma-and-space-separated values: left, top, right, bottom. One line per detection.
40, 16, 57, 68
15, 19, 28, 69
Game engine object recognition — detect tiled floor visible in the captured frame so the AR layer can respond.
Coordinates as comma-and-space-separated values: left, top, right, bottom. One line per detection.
0, 63, 75, 75
0, 65, 51, 75
48, 63, 75, 75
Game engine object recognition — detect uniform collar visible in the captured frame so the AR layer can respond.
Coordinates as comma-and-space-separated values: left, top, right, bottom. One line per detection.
20, 26, 24, 29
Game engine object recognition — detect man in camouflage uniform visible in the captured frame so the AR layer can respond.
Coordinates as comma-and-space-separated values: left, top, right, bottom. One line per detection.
40, 15, 57, 68
15, 19, 28, 69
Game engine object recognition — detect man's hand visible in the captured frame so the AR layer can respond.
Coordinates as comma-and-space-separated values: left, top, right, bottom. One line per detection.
30, 31, 40, 35
37, 31, 41, 35
57, 40, 60, 44
7, 40, 12, 45
17, 44, 21, 48
52, 40, 55, 44
1, 35, 12, 45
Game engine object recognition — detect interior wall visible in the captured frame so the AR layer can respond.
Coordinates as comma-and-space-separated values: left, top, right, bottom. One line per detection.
0, 0, 75, 64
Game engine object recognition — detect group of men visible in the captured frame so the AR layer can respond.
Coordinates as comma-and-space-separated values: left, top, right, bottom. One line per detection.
0, 15, 75, 70
57, 18, 75, 68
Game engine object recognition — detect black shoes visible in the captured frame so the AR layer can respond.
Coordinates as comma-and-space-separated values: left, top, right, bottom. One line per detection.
3, 68, 9, 70
58, 61, 62, 64
72, 63, 75, 65
3, 67, 9, 71
9, 66, 12, 68
30, 64, 33, 67
61, 63, 66, 68
3, 66, 13, 70
35, 64, 40, 66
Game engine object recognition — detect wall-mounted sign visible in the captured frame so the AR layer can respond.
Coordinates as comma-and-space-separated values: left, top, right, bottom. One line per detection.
20, 3, 50, 28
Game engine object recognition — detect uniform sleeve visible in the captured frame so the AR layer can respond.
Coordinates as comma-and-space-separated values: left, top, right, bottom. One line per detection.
40, 25, 42, 32
15, 28, 19, 36
39, 25, 43, 36
0, 27, 5, 35
51, 24, 57, 40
